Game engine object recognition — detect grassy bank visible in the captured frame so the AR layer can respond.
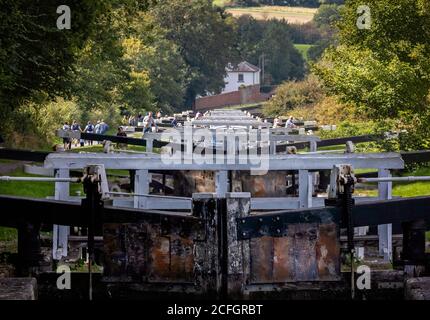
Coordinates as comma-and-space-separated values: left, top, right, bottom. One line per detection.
356, 167, 430, 198
0, 166, 83, 199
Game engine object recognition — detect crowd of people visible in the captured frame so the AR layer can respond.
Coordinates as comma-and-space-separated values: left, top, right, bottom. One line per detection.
61, 119, 109, 150
60, 112, 299, 151
124, 111, 163, 133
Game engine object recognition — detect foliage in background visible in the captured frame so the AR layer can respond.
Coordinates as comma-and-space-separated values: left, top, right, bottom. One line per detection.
307, 3, 341, 61
151, 0, 236, 105
0, 0, 108, 142
230, 0, 343, 8
263, 75, 323, 116
0, 0, 240, 147
289, 95, 358, 124
313, 0, 430, 151
234, 16, 305, 85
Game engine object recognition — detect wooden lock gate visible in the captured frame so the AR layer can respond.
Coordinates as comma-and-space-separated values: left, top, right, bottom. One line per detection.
1, 170, 430, 299
102, 192, 342, 299
101, 192, 430, 299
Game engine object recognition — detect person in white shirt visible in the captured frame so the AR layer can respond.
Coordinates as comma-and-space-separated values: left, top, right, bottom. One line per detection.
273, 117, 282, 128
285, 116, 296, 129
143, 112, 157, 133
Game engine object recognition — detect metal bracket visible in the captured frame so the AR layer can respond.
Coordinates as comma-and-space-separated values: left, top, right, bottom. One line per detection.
237, 208, 340, 240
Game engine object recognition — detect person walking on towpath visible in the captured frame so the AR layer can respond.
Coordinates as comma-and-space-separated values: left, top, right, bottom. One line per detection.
84, 121, 95, 146
71, 120, 82, 147
143, 112, 157, 134
62, 122, 71, 150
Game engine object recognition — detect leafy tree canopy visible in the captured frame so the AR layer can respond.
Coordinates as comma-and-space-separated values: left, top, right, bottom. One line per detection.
234, 16, 305, 85
313, 0, 430, 149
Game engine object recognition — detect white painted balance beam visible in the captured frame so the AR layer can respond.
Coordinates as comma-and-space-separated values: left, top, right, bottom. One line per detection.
186, 120, 271, 128
44, 152, 404, 171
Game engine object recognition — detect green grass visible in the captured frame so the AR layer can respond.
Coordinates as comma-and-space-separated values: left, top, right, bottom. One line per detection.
0, 166, 83, 243
68, 145, 104, 153
221, 103, 263, 111
294, 44, 314, 61
213, 0, 232, 6
0, 159, 15, 164
357, 167, 430, 198
0, 228, 17, 242
67, 144, 155, 153
0, 167, 83, 198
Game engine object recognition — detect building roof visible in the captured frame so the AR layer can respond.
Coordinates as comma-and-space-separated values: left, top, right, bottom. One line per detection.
226, 61, 260, 73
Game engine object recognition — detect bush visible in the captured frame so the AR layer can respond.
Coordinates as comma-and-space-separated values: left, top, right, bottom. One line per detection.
263, 75, 323, 116
288, 95, 357, 124
318, 120, 383, 153
2, 97, 123, 149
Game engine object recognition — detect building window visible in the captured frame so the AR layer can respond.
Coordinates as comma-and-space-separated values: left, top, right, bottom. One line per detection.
238, 74, 244, 83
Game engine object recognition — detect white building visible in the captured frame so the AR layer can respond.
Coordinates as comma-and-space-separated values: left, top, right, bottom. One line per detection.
222, 61, 261, 93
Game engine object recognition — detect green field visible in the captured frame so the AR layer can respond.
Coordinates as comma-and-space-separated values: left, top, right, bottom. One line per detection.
213, 0, 233, 6
225, 6, 317, 23
294, 44, 314, 61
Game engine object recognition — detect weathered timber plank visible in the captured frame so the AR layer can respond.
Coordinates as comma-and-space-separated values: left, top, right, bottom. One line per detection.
250, 236, 274, 283
316, 223, 340, 280
273, 237, 294, 281
405, 278, 430, 300
292, 224, 318, 281
0, 278, 37, 300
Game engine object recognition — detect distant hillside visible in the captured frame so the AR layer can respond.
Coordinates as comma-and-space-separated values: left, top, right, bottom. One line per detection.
213, 0, 327, 8
224, 6, 317, 23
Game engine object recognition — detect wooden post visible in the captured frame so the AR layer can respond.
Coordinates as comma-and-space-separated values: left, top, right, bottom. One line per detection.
309, 141, 317, 152
270, 141, 276, 155
146, 138, 153, 153
378, 168, 393, 261
17, 222, 41, 276
53, 169, 70, 260
402, 219, 426, 278
215, 170, 229, 198
192, 193, 220, 297
309, 141, 318, 202
134, 169, 150, 209
226, 192, 251, 299
299, 170, 312, 209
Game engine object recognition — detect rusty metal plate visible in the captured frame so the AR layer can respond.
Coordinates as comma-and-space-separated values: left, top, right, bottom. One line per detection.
316, 223, 340, 280
232, 171, 289, 197
249, 223, 340, 283
103, 223, 128, 278
103, 222, 195, 284
172, 171, 215, 197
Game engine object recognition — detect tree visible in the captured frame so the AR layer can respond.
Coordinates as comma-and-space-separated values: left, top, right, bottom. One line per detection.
307, 4, 342, 61
260, 20, 305, 84
150, 0, 236, 106
234, 15, 264, 63
313, 0, 430, 149
0, 0, 106, 120
263, 75, 323, 116
121, 11, 189, 111
235, 17, 305, 85
71, 3, 187, 118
